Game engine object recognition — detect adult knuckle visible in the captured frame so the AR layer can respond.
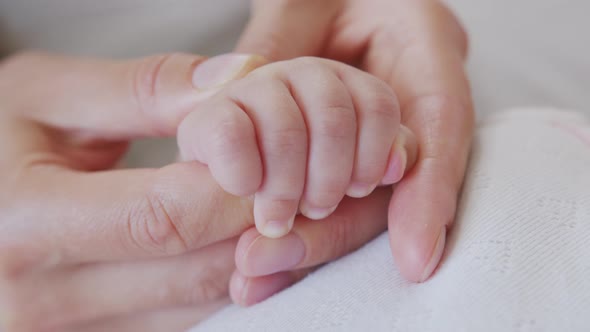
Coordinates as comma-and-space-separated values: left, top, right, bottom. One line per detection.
126, 184, 189, 256
132, 54, 170, 108
407, 94, 472, 130
131, 53, 184, 134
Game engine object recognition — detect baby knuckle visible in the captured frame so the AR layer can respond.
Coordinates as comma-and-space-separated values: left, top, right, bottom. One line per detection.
316, 106, 356, 140
266, 127, 307, 158
211, 115, 253, 159
364, 84, 400, 122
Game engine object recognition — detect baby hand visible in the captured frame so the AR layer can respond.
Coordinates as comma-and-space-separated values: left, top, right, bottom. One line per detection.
178, 56, 416, 238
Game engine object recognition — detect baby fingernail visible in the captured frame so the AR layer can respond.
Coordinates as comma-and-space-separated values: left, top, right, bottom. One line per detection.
260, 215, 295, 239
381, 148, 407, 185
299, 203, 337, 220
346, 182, 378, 198
192, 53, 260, 89
243, 233, 306, 276
420, 227, 446, 282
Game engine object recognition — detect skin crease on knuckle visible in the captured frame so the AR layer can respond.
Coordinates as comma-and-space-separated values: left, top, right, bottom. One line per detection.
404, 94, 473, 182
263, 125, 308, 172
125, 168, 197, 257
209, 109, 256, 167
230, 78, 308, 166
125, 190, 187, 257
130, 53, 186, 135
314, 104, 357, 142
286, 59, 357, 144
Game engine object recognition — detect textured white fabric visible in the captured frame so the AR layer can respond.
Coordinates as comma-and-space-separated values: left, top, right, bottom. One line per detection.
192, 108, 590, 332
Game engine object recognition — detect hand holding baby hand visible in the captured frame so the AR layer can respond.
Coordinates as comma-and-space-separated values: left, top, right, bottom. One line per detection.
178, 57, 417, 238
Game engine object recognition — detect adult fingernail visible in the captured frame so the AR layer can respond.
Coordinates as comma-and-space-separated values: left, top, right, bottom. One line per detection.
192, 54, 259, 90
420, 227, 446, 282
299, 202, 338, 220
230, 272, 249, 305
259, 214, 295, 239
346, 182, 378, 198
242, 233, 306, 276
381, 147, 407, 185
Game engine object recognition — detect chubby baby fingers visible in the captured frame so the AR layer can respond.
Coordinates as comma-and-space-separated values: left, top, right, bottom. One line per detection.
178, 99, 263, 196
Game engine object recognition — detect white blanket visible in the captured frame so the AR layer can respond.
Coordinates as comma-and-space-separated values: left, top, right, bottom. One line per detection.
192, 108, 590, 332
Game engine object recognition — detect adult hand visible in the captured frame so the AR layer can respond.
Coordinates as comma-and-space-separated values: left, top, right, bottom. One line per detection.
0, 52, 416, 330
0, 51, 264, 332
235, 0, 474, 285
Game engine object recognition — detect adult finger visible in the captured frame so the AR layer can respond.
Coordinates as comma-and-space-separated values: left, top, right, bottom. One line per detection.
2, 240, 235, 331
363, 1, 474, 282
0, 162, 253, 271
0, 52, 265, 139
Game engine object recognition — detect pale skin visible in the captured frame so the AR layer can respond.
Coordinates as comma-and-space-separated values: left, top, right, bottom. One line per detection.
0, 0, 474, 331
179, 56, 418, 238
